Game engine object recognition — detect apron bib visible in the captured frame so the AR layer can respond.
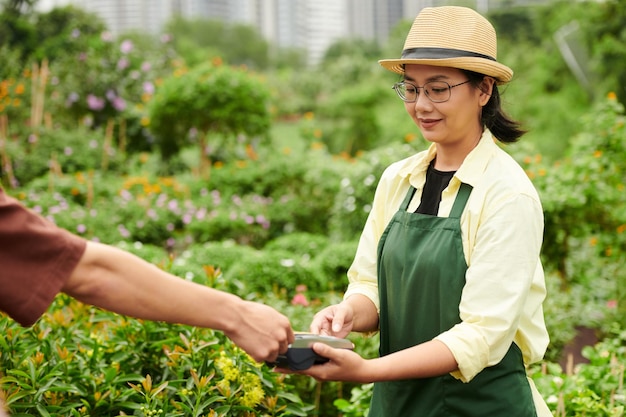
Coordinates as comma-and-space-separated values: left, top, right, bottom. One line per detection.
369, 183, 537, 417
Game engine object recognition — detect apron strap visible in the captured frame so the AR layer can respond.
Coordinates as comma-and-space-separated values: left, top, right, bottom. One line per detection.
400, 186, 418, 211
449, 182, 473, 219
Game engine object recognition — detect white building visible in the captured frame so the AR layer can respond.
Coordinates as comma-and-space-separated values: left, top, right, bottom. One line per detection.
36, 0, 545, 66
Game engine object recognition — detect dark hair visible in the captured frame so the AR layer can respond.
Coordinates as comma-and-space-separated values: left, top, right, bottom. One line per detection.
462, 70, 526, 143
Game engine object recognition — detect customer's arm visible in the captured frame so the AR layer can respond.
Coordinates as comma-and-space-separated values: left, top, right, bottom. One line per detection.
63, 241, 294, 362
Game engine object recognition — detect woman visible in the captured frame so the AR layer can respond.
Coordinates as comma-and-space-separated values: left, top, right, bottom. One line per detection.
293, 6, 551, 417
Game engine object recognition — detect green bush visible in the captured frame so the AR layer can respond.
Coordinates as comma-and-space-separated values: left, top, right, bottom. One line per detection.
3, 127, 122, 187
0, 297, 312, 417
148, 62, 271, 162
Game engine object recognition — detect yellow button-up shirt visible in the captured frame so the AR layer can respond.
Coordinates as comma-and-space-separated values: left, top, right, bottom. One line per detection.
344, 130, 550, 395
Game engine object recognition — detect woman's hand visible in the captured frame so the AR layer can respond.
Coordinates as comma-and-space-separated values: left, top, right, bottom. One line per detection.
309, 302, 355, 338
276, 342, 373, 383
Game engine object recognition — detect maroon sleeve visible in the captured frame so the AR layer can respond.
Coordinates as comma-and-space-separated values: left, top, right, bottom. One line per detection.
0, 188, 87, 326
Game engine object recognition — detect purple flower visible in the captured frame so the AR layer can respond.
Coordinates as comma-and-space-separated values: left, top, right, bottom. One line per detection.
118, 225, 131, 238
195, 207, 207, 220
112, 96, 126, 111
141, 61, 152, 72
117, 58, 129, 70
160, 34, 172, 43
64, 147, 73, 156
77, 224, 87, 234
166, 223, 175, 232
120, 189, 133, 201
256, 214, 270, 229
71, 29, 81, 38
101, 31, 113, 42
66, 92, 79, 107
86, 95, 105, 111
120, 39, 134, 54
28, 134, 38, 144
143, 82, 155, 95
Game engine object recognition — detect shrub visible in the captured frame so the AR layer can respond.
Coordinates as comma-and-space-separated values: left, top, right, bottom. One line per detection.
148, 61, 271, 163
3, 126, 122, 187
0, 297, 312, 416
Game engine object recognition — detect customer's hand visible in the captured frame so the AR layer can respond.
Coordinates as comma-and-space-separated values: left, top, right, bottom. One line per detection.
224, 300, 294, 363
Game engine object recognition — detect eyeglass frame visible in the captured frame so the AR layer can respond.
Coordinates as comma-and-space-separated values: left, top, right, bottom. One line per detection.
392, 79, 472, 103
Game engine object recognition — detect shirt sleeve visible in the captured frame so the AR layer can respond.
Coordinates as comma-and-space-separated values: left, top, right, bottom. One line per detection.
0, 189, 87, 326
435, 191, 547, 382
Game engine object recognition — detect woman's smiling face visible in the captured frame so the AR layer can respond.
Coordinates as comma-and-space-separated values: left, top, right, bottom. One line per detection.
402, 64, 491, 149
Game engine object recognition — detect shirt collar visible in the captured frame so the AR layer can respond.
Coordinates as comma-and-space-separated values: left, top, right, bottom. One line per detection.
398, 129, 498, 188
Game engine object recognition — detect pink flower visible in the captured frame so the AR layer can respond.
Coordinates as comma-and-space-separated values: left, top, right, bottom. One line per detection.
607, 300, 618, 309
120, 39, 134, 54
111, 96, 126, 111
117, 57, 129, 70
291, 293, 309, 307
143, 81, 155, 94
86, 94, 105, 111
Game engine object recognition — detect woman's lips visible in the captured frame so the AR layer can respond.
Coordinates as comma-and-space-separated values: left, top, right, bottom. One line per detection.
419, 118, 440, 129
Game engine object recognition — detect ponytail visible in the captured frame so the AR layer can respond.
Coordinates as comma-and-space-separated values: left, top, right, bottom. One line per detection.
463, 70, 526, 143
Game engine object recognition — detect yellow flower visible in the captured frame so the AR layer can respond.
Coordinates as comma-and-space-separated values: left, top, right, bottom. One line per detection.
593, 150, 602, 158
607, 91, 617, 101
240, 385, 264, 408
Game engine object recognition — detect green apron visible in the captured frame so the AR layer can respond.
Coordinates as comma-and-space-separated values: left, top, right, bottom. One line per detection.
369, 183, 537, 417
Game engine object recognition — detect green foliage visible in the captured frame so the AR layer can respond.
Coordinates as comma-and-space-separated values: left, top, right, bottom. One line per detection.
3, 3, 626, 415
148, 62, 271, 161
0, 297, 312, 416
32, 6, 107, 63
524, 96, 626, 296
49, 29, 176, 130
530, 324, 626, 417
328, 141, 423, 241
579, 0, 626, 107
2, 127, 123, 187
0, 8, 37, 62
165, 17, 270, 70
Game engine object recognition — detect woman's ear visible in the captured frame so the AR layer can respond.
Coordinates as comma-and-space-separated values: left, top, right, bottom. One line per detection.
478, 77, 495, 106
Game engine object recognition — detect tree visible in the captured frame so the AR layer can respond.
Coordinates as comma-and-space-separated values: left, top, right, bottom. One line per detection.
165, 17, 269, 70
148, 61, 271, 172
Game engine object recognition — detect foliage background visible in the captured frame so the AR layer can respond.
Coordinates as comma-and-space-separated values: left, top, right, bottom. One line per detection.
1, 0, 625, 416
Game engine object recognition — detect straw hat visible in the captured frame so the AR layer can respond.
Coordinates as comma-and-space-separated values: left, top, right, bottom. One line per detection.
379, 6, 513, 84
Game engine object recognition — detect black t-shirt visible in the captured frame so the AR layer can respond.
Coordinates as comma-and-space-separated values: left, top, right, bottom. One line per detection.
416, 161, 455, 215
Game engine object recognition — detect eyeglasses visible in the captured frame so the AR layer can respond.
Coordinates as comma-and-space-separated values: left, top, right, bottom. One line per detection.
392, 80, 471, 103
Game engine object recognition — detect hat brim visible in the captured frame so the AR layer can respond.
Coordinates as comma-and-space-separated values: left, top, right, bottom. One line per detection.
378, 57, 513, 84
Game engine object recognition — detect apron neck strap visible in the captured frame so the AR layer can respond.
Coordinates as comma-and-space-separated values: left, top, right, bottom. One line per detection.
449, 182, 473, 219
